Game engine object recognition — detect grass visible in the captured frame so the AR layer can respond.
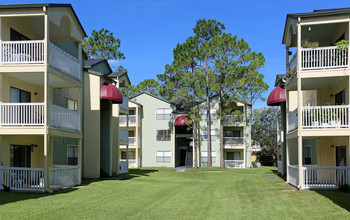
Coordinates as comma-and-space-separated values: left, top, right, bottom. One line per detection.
0, 166, 350, 219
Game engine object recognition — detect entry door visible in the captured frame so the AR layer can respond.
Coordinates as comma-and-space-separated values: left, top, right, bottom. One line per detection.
336, 146, 347, 166
335, 90, 346, 105
10, 145, 31, 167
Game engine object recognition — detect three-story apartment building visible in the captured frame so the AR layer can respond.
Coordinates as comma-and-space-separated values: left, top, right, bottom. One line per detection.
0, 4, 86, 192
131, 93, 252, 168
282, 7, 350, 189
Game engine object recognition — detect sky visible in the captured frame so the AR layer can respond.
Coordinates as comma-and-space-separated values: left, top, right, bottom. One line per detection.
2, 0, 350, 109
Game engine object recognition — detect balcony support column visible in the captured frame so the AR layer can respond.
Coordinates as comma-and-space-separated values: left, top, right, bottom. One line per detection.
126, 114, 129, 173
297, 17, 303, 189
43, 8, 51, 192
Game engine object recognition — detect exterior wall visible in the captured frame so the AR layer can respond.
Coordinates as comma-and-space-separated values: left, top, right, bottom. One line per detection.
83, 72, 101, 178
52, 138, 78, 165
132, 94, 174, 167
0, 74, 44, 102
0, 135, 44, 168
317, 79, 348, 105
318, 136, 348, 166
53, 87, 79, 109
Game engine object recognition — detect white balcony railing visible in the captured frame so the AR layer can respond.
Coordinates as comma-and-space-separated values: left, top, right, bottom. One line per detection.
119, 161, 128, 174
301, 46, 348, 70
277, 161, 284, 174
119, 115, 138, 126
120, 159, 138, 168
287, 109, 298, 132
225, 160, 244, 168
129, 137, 136, 146
50, 165, 80, 190
119, 128, 128, 142
288, 165, 350, 189
50, 104, 80, 131
50, 43, 81, 80
288, 53, 297, 71
223, 115, 244, 124
302, 105, 349, 128
0, 166, 45, 192
1, 40, 44, 64
223, 137, 244, 146
0, 102, 44, 126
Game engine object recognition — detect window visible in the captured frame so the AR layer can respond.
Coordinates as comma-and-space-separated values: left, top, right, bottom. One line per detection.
10, 87, 31, 103
67, 99, 78, 111
129, 109, 135, 115
201, 151, 216, 163
201, 109, 217, 120
67, 145, 78, 165
156, 108, 172, 120
201, 130, 216, 141
227, 151, 241, 160
156, 151, 171, 163
156, 130, 171, 141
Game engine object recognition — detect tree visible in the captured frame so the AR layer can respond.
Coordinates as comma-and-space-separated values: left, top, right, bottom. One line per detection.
117, 65, 128, 74
193, 19, 225, 167
210, 33, 256, 168
252, 107, 280, 166
158, 36, 205, 169
83, 28, 125, 61
122, 78, 160, 98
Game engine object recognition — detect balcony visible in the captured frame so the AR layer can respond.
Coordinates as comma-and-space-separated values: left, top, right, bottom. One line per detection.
120, 159, 140, 168
224, 160, 244, 168
119, 128, 128, 143
288, 165, 350, 189
119, 115, 139, 126
223, 137, 244, 148
0, 165, 80, 192
0, 40, 81, 80
288, 46, 349, 73
50, 104, 81, 131
223, 115, 244, 125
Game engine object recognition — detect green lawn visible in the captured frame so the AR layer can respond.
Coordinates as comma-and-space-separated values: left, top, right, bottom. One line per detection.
1, 166, 349, 219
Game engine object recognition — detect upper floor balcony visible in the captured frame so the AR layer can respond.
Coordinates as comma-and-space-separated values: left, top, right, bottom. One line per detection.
0, 102, 80, 132
0, 40, 81, 80
119, 115, 139, 127
287, 105, 349, 132
223, 115, 244, 126
223, 137, 244, 149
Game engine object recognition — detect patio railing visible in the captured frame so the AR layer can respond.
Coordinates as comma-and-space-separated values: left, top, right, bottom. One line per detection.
1, 40, 44, 64
224, 160, 244, 168
0, 166, 45, 192
287, 109, 298, 132
302, 105, 349, 128
301, 46, 348, 70
223, 137, 244, 146
50, 104, 80, 131
50, 165, 80, 190
0, 102, 44, 126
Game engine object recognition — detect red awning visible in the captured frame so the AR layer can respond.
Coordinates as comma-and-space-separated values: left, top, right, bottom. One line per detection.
174, 115, 191, 127
267, 86, 286, 106
100, 83, 123, 104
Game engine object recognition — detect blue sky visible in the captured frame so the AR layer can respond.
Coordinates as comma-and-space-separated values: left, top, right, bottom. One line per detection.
2, 0, 350, 108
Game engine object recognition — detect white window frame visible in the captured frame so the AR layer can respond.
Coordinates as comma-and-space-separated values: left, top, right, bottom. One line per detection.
201, 151, 216, 163
156, 130, 171, 141
67, 144, 78, 165
156, 108, 172, 120
201, 109, 217, 120
201, 130, 216, 141
156, 151, 171, 163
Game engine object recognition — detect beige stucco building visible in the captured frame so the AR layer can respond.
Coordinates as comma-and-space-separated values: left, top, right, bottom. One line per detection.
281, 7, 350, 189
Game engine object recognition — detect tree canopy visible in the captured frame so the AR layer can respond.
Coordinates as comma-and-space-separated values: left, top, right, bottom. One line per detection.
83, 28, 125, 61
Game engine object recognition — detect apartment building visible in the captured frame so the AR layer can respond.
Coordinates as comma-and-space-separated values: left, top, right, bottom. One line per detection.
131, 93, 252, 168
119, 100, 142, 168
279, 7, 350, 189
0, 4, 86, 192
83, 59, 129, 178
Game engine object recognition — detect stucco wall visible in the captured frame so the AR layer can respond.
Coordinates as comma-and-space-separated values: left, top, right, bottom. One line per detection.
132, 94, 174, 167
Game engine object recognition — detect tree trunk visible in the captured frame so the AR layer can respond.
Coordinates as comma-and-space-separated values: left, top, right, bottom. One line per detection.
219, 89, 225, 169
206, 69, 212, 167
193, 107, 198, 169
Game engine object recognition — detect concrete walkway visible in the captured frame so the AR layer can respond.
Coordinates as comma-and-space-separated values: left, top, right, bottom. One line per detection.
175, 166, 191, 172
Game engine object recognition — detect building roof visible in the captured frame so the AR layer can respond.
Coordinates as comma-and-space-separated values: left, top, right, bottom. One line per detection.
0, 3, 87, 37
84, 58, 106, 68
131, 92, 175, 105
274, 74, 286, 87
283, 7, 350, 44
108, 71, 131, 86
287, 7, 350, 19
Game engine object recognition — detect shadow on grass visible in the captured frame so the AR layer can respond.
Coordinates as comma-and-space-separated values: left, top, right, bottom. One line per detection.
316, 190, 350, 212
0, 187, 78, 206
115, 168, 159, 180
271, 169, 286, 181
